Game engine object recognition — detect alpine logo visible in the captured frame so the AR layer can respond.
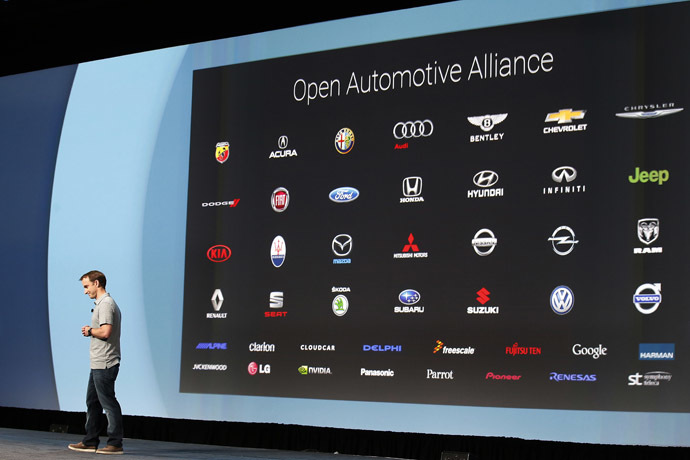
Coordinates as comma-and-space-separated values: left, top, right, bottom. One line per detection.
207, 245, 231, 262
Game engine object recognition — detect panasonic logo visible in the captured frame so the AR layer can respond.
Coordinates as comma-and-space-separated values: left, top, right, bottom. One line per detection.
361, 368, 394, 377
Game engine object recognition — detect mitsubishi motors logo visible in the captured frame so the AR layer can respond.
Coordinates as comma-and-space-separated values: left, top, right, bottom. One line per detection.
393, 233, 428, 259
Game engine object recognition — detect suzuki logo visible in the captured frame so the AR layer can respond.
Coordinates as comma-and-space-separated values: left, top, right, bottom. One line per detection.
402, 177, 422, 197
473, 170, 499, 188
332, 234, 353, 256
211, 289, 224, 311
278, 135, 288, 149
476, 287, 490, 305
552, 166, 577, 183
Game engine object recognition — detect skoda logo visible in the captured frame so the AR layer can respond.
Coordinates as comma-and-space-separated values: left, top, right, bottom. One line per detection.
332, 234, 353, 256
473, 170, 499, 188
550, 286, 574, 315
329, 187, 359, 203
399, 289, 421, 305
552, 166, 577, 183
278, 135, 288, 149
393, 120, 434, 139
633, 283, 662, 314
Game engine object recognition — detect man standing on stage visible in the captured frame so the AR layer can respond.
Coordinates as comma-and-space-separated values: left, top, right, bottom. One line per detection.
68, 270, 124, 455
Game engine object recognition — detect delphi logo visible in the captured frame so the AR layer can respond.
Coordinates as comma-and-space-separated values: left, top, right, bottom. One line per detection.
207, 245, 231, 262
215, 142, 229, 163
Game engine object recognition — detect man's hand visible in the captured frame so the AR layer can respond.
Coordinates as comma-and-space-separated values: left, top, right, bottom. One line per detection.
81, 325, 91, 337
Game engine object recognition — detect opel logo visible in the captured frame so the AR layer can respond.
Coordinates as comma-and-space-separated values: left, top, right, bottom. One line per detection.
473, 170, 499, 188
393, 120, 433, 139
278, 135, 288, 149
332, 234, 353, 256
552, 166, 577, 183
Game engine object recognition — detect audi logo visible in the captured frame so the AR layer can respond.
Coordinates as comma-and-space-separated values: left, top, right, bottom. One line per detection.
473, 170, 499, 188
393, 120, 433, 139
552, 166, 577, 183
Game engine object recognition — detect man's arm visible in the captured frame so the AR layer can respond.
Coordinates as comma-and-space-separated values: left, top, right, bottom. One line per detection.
81, 324, 113, 339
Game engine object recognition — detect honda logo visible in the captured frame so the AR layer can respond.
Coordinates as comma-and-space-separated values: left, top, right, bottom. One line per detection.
402, 177, 422, 197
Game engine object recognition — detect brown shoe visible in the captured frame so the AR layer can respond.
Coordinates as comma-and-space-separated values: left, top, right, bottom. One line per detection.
96, 445, 123, 455
68, 442, 97, 452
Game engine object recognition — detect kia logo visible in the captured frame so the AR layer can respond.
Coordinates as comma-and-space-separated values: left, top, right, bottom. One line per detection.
278, 135, 288, 149
207, 245, 231, 262
473, 170, 499, 188
393, 120, 433, 139
332, 234, 353, 256
552, 166, 577, 183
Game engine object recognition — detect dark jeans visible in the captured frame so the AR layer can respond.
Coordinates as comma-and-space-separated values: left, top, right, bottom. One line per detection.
82, 365, 123, 448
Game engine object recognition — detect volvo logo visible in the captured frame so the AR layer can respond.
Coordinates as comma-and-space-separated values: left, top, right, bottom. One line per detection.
393, 120, 433, 139
278, 135, 288, 149
473, 170, 499, 188
548, 226, 579, 256
552, 166, 577, 183
633, 283, 662, 314
550, 286, 574, 315
332, 234, 353, 256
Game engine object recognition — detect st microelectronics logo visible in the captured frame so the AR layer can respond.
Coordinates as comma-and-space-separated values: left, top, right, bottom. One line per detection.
207, 245, 231, 262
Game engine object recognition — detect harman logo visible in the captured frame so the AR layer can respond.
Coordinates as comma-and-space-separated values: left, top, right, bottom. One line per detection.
271, 187, 290, 212
193, 364, 227, 371
548, 226, 579, 256
298, 365, 332, 375
506, 343, 542, 356
468, 287, 498, 314
207, 245, 231, 262
616, 103, 683, 119
543, 109, 587, 134
300, 344, 336, 351
426, 369, 454, 380
332, 295, 349, 316
572, 344, 607, 359
395, 289, 423, 313
467, 113, 507, 142
633, 283, 661, 314
247, 362, 271, 375
628, 371, 672, 386
472, 228, 497, 256
485, 373, 521, 380
361, 368, 395, 377
269, 135, 298, 158
269, 291, 283, 309
628, 167, 669, 185
544, 166, 586, 195
335, 128, 355, 154
468, 170, 503, 199
215, 142, 229, 163
270, 236, 286, 268
401, 177, 424, 203
363, 345, 402, 352
639, 343, 675, 360
635, 218, 662, 254
332, 234, 352, 264
329, 187, 360, 203
393, 233, 428, 259
433, 340, 475, 355
196, 343, 227, 350
208, 289, 226, 318
249, 342, 276, 352
393, 120, 433, 139
550, 286, 574, 315
549, 373, 596, 382
201, 199, 239, 207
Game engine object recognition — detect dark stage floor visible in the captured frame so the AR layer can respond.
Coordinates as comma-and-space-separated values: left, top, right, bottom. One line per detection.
0, 427, 392, 460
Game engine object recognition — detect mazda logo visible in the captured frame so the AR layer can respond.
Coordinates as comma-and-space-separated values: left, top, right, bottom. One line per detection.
552, 166, 577, 183
332, 234, 352, 256
393, 120, 433, 139
473, 170, 499, 188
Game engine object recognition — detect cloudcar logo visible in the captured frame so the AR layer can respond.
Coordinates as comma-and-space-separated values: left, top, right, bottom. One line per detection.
215, 142, 229, 163
271, 187, 290, 212
335, 128, 355, 154
552, 166, 577, 183
548, 226, 579, 256
393, 120, 434, 139
472, 229, 497, 256
270, 236, 286, 267
473, 170, 499, 188
550, 286, 574, 315
633, 283, 661, 314
399, 289, 420, 305
207, 245, 231, 262
329, 187, 359, 203
332, 234, 353, 257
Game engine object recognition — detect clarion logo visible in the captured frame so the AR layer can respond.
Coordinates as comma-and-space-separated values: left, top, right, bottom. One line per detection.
249, 342, 276, 352
207, 245, 231, 262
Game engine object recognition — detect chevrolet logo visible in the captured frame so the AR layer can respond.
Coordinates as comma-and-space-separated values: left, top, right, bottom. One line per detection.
545, 109, 586, 124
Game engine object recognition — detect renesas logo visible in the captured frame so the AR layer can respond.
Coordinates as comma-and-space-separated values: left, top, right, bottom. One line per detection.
215, 141, 229, 163
271, 187, 289, 212
269, 135, 297, 158
467, 113, 507, 142
361, 368, 395, 377
363, 344, 402, 352
266, 291, 286, 318
628, 371, 672, 386
393, 120, 433, 149
335, 128, 355, 154
329, 187, 359, 203
207, 245, 231, 262
634, 218, 662, 254
543, 108, 587, 134
506, 342, 542, 356
433, 340, 475, 355
400, 176, 424, 203
207, 289, 226, 319
332, 234, 352, 264
572, 344, 607, 359
249, 342, 276, 352
270, 236, 286, 268
468, 170, 503, 199
548, 226, 579, 256
201, 199, 239, 208
550, 286, 574, 315
193, 363, 227, 371
549, 372, 596, 382
427, 369, 454, 380
628, 167, 669, 185
395, 289, 423, 313
616, 103, 683, 119
298, 365, 332, 375
468, 287, 498, 314
639, 343, 675, 360
393, 233, 428, 259
633, 283, 661, 314
247, 362, 271, 375
544, 166, 586, 195
472, 228, 497, 256
332, 287, 350, 316
196, 342, 227, 350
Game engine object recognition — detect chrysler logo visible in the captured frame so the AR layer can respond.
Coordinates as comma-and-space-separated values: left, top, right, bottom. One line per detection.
332, 234, 353, 256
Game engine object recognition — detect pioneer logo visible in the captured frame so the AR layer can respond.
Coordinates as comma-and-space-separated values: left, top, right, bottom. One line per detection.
207, 245, 231, 262
485, 372, 521, 380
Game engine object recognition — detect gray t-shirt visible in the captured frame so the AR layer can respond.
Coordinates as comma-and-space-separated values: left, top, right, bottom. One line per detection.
90, 294, 121, 369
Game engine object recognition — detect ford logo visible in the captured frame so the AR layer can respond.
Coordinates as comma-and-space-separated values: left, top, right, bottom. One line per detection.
329, 187, 360, 203
398, 289, 420, 305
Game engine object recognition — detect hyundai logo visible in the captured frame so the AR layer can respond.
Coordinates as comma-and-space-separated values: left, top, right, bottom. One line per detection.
329, 187, 359, 203
399, 289, 421, 305
473, 170, 499, 188
393, 120, 433, 139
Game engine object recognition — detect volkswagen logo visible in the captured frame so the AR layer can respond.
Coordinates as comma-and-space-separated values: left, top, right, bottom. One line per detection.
278, 135, 288, 149
332, 234, 353, 256
473, 170, 499, 188
550, 286, 574, 315
552, 166, 577, 183
393, 120, 433, 139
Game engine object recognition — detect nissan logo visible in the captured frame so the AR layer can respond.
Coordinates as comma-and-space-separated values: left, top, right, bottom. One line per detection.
393, 120, 433, 139
473, 170, 499, 188
552, 166, 577, 183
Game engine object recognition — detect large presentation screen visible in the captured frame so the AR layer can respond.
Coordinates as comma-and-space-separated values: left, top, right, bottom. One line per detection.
180, 6, 688, 412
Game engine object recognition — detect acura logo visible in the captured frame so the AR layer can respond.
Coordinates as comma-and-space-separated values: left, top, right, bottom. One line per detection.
473, 170, 499, 188
278, 135, 288, 149
393, 120, 433, 139
332, 234, 353, 256
552, 166, 577, 183
402, 177, 422, 197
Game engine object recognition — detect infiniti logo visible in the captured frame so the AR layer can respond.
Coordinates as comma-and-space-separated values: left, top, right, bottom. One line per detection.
332, 234, 353, 256
473, 170, 499, 188
393, 120, 433, 139
278, 135, 288, 149
552, 166, 577, 183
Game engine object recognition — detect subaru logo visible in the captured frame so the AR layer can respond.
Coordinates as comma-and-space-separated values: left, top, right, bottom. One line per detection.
473, 170, 499, 188
399, 289, 421, 305
329, 187, 360, 203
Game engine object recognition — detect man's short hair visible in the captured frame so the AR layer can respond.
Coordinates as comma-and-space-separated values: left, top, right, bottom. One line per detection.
80, 270, 107, 289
